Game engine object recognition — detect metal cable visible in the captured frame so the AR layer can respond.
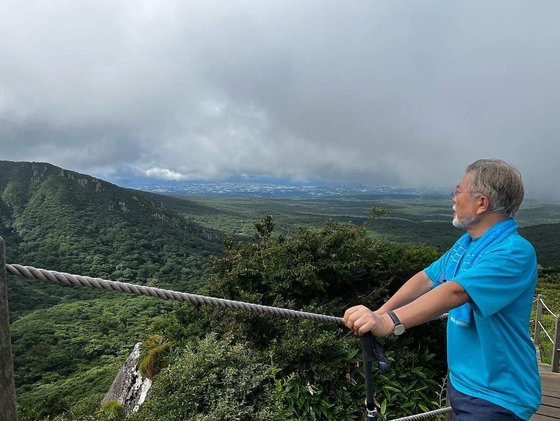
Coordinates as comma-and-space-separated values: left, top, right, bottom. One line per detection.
389, 406, 452, 421
6, 264, 343, 325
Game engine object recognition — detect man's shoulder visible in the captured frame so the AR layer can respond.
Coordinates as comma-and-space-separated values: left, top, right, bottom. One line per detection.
485, 231, 536, 261
500, 231, 535, 251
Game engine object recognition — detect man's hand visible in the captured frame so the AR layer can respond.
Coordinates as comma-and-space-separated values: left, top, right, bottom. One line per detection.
343, 305, 394, 337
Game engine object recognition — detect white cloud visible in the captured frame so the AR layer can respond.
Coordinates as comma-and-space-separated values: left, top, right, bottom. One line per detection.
0, 0, 559, 200
145, 167, 187, 180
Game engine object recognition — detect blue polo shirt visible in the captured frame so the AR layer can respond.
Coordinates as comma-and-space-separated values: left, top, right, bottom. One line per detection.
425, 231, 541, 420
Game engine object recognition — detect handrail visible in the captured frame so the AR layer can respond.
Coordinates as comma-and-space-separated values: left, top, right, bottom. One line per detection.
538, 321, 555, 344
533, 294, 560, 373
5, 263, 344, 325
541, 300, 557, 317
389, 406, 452, 421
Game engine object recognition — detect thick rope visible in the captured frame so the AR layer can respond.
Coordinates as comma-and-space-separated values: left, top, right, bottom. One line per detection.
540, 299, 558, 317
6, 263, 448, 325
6, 264, 343, 325
389, 406, 452, 421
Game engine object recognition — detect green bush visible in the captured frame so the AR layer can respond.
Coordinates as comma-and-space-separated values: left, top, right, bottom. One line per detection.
138, 334, 172, 379
148, 218, 447, 420
130, 334, 283, 421
99, 400, 125, 420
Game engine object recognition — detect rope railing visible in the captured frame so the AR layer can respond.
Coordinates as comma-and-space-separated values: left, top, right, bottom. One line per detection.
6, 263, 343, 325
538, 321, 555, 344
6, 263, 450, 326
533, 294, 560, 373
0, 248, 556, 419
541, 299, 557, 317
389, 406, 452, 421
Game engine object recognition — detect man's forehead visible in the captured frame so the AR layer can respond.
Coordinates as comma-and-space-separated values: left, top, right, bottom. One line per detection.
458, 172, 473, 187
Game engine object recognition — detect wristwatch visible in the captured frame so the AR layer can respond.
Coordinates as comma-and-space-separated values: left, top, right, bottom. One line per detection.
387, 311, 406, 336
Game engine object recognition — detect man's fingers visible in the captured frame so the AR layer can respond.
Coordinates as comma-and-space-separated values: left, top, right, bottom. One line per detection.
343, 305, 367, 328
344, 312, 375, 334
355, 314, 375, 334
344, 312, 361, 330
344, 306, 393, 337
358, 322, 374, 335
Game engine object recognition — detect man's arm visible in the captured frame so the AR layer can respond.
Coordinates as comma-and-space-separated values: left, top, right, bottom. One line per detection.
375, 270, 433, 314
343, 280, 470, 337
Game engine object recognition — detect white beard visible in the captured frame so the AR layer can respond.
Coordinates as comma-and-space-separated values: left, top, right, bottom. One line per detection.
452, 215, 477, 229
452, 205, 478, 229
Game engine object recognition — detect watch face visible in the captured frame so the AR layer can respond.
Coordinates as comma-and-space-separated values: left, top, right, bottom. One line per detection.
394, 324, 406, 336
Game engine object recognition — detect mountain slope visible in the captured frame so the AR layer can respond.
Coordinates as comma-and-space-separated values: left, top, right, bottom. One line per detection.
0, 161, 227, 419
0, 160, 223, 318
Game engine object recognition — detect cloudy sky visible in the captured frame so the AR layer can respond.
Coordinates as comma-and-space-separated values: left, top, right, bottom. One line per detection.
1, 1, 559, 200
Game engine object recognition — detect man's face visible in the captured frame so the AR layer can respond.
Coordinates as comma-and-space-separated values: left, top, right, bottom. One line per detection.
452, 172, 482, 229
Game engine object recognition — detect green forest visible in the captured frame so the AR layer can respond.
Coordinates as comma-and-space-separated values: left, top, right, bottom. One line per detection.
1, 161, 559, 420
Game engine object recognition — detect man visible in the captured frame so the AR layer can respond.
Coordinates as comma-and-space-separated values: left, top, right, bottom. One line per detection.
343, 159, 541, 420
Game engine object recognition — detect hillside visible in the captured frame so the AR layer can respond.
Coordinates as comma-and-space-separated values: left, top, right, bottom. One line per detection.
0, 160, 224, 315
0, 161, 229, 419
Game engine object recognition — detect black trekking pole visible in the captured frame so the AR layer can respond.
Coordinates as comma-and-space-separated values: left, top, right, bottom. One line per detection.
360, 332, 390, 421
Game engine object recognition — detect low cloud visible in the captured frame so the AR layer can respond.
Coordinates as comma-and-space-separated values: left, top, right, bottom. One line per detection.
1, 1, 559, 201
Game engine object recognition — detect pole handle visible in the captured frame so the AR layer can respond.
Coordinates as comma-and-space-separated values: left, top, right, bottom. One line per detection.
360, 332, 390, 421
360, 331, 390, 373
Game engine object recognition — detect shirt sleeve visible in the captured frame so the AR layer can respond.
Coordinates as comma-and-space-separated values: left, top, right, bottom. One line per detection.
450, 240, 537, 318
424, 248, 452, 288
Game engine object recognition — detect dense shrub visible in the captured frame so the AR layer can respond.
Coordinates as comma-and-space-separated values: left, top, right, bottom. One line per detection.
130, 334, 283, 421
140, 218, 447, 420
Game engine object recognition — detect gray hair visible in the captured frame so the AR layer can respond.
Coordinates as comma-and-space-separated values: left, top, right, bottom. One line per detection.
466, 159, 524, 218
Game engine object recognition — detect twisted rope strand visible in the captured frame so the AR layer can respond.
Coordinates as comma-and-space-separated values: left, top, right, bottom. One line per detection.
6, 264, 343, 325
389, 406, 452, 421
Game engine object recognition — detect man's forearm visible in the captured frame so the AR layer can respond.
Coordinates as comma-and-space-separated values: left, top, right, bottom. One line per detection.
376, 270, 433, 314
393, 281, 469, 329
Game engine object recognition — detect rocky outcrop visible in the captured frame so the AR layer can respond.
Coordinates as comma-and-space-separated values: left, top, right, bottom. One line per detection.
102, 343, 152, 415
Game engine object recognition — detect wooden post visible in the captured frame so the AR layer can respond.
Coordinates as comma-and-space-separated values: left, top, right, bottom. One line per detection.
534, 294, 543, 346
445, 404, 452, 421
0, 237, 17, 420
552, 314, 560, 373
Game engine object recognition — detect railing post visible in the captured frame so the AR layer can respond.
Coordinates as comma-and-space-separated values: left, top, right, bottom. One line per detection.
445, 401, 452, 421
0, 237, 17, 420
552, 314, 560, 373
534, 294, 543, 346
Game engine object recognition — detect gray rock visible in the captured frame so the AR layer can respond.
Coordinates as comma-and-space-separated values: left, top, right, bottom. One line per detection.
102, 343, 152, 415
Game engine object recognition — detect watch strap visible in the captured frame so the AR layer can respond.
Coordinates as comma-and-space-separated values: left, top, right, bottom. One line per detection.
387, 310, 401, 326
387, 310, 405, 335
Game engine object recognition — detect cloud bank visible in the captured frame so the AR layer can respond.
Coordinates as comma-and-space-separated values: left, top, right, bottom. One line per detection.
1, 1, 559, 200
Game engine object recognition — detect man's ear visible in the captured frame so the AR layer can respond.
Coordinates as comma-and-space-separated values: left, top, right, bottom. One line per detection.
477, 195, 490, 214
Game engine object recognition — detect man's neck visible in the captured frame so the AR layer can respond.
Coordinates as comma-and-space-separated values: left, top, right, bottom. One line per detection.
467, 212, 509, 239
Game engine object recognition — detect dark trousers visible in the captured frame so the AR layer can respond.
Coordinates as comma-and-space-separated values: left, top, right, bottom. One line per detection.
448, 381, 525, 421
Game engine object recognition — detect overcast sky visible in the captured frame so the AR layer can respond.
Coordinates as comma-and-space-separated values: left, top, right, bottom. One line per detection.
1, 1, 559, 200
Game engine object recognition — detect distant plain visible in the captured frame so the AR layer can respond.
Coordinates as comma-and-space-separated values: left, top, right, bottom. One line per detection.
159, 194, 560, 266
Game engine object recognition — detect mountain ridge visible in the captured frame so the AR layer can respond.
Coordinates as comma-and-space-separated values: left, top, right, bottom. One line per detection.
0, 160, 224, 319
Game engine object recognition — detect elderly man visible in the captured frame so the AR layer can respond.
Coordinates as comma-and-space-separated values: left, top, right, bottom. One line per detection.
343, 159, 540, 420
